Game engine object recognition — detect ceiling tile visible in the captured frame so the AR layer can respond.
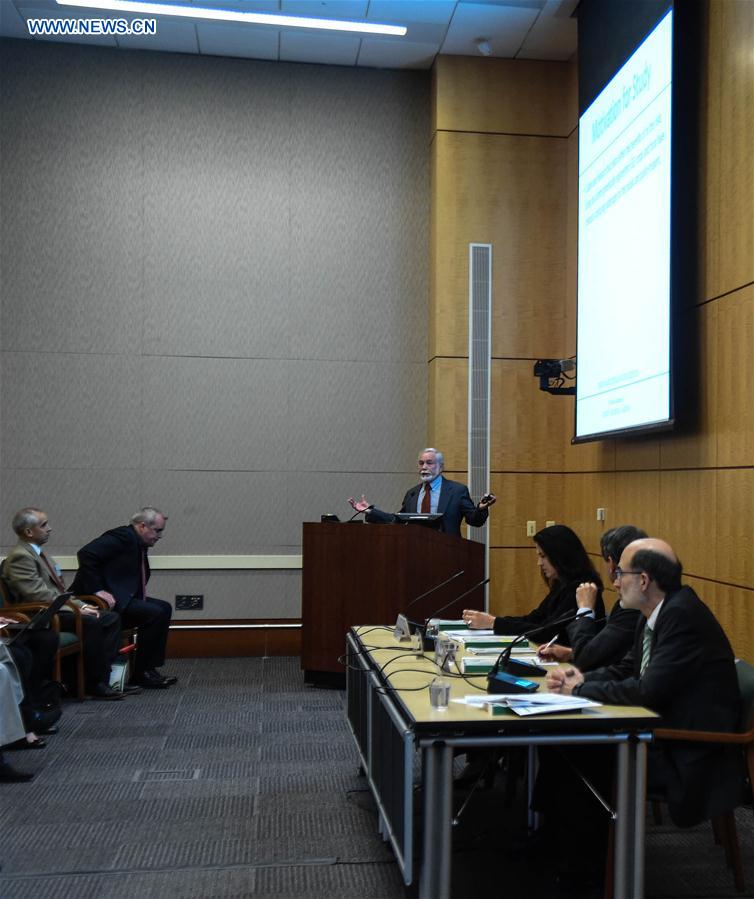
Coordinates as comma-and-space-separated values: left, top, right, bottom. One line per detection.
116, 17, 199, 52
279, 28, 359, 64
358, 37, 437, 69
282, 1, 368, 17
516, 11, 575, 60
441, 2, 538, 57
368, 1, 456, 26
0, 1, 30, 38
197, 20, 279, 58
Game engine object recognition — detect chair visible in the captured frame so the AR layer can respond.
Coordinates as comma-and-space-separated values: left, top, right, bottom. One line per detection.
652, 658, 754, 893
0, 573, 87, 701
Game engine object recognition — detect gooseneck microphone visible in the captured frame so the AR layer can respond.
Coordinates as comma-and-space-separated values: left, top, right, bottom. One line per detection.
404, 569, 465, 613
423, 576, 491, 624
486, 611, 603, 693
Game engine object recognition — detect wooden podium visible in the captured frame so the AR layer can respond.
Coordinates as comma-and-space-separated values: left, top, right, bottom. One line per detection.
301, 521, 485, 683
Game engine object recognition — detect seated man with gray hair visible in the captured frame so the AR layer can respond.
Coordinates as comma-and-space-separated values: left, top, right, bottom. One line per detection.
71, 508, 176, 690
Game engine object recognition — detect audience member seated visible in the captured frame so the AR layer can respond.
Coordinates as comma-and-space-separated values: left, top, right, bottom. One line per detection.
537, 524, 647, 670
71, 508, 177, 690
3, 507, 126, 701
463, 523, 605, 644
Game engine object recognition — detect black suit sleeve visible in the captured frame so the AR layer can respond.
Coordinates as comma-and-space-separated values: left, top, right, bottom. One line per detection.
74, 532, 127, 595
456, 485, 488, 528
568, 601, 640, 671
578, 603, 709, 710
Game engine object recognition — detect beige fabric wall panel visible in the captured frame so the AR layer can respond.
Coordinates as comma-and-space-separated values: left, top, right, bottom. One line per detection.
716, 286, 754, 468
1, 353, 142, 470
433, 56, 576, 137
488, 473, 565, 549
0, 41, 430, 618
147, 570, 300, 619
0, 49, 142, 357
0, 469, 142, 555
433, 131, 569, 360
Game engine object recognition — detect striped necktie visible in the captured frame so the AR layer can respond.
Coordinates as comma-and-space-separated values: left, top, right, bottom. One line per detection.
640, 624, 654, 675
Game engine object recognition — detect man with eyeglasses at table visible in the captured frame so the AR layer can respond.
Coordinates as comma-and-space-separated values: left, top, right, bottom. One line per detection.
547, 536, 742, 828
71, 508, 177, 691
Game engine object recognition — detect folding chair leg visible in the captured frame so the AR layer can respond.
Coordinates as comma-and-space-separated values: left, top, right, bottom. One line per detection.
716, 812, 745, 892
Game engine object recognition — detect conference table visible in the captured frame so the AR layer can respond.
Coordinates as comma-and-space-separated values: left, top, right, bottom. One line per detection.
345, 626, 658, 899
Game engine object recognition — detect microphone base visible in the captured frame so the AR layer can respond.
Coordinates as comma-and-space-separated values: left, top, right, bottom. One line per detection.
504, 658, 547, 677
486, 671, 539, 694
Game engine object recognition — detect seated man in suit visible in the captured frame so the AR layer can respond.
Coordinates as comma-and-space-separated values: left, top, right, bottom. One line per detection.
547, 537, 742, 827
3, 508, 125, 701
348, 447, 496, 538
71, 508, 176, 690
537, 524, 646, 670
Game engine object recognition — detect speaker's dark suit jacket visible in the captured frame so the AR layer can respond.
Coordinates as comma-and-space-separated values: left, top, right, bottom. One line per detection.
366, 476, 487, 538
577, 586, 742, 826
71, 525, 147, 613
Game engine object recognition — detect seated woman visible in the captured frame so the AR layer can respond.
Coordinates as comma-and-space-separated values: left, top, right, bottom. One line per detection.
463, 523, 604, 644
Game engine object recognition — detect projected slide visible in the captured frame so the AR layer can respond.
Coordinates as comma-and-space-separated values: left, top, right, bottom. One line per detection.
576, 10, 673, 439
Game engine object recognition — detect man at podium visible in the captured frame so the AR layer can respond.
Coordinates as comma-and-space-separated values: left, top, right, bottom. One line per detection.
348, 447, 496, 538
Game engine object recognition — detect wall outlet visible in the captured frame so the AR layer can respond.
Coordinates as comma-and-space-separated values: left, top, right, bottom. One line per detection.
545, 520, 555, 528
176, 594, 204, 611
526, 520, 536, 537
597, 508, 606, 521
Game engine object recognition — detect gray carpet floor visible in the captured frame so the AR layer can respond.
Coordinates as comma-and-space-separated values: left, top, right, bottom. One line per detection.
0, 657, 752, 897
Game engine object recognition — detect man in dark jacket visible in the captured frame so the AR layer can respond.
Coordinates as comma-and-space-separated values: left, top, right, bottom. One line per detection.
348, 447, 495, 538
548, 537, 742, 826
71, 508, 176, 690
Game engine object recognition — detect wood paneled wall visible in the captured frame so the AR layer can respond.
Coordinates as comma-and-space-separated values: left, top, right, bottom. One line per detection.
429, 1, 754, 658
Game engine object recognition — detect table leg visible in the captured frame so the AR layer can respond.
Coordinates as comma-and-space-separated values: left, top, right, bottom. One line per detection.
613, 737, 646, 899
419, 741, 453, 899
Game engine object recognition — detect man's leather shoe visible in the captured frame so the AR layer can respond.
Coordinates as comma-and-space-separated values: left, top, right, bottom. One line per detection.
0, 761, 34, 782
38, 724, 59, 735
120, 684, 143, 695
89, 683, 125, 700
23, 706, 62, 734
146, 668, 177, 686
5, 737, 46, 751
131, 670, 169, 689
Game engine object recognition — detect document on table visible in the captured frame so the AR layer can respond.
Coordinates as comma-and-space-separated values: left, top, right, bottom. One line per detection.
454, 693, 602, 716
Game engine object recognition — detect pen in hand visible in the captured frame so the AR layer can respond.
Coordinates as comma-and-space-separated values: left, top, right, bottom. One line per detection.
538, 633, 559, 656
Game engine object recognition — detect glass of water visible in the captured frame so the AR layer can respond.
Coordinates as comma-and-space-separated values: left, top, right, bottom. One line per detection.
429, 677, 451, 711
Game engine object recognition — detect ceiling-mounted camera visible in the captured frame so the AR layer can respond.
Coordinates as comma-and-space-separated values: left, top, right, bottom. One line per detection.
533, 358, 576, 396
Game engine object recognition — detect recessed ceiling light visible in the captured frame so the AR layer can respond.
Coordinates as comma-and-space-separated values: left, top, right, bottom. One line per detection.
55, 0, 408, 37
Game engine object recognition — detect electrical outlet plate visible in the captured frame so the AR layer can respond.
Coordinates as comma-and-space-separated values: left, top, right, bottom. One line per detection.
597, 508, 605, 521
526, 520, 536, 537
175, 594, 204, 611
